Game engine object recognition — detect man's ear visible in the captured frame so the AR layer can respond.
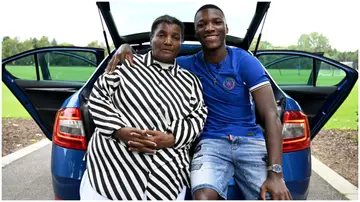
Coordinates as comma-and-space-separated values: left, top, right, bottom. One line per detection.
194, 30, 200, 40
226, 24, 229, 34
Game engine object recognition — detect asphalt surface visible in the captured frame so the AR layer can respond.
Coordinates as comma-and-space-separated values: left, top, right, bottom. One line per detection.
2, 144, 349, 200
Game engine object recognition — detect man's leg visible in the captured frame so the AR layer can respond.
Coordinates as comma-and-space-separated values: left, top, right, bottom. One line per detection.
232, 136, 271, 200
190, 137, 234, 200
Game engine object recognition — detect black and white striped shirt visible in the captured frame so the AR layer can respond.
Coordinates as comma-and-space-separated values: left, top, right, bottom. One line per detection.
86, 51, 208, 200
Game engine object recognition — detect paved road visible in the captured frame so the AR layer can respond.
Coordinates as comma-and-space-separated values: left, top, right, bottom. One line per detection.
2, 144, 348, 200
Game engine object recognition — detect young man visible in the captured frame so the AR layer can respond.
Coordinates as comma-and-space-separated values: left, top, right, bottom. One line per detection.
107, 4, 292, 200
80, 15, 207, 200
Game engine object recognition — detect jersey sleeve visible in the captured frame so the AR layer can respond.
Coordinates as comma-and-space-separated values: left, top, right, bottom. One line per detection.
238, 54, 270, 92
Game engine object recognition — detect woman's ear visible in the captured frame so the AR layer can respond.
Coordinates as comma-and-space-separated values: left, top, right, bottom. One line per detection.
150, 37, 153, 47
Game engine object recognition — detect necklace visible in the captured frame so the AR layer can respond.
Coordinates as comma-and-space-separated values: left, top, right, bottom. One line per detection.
202, 55, 222, 85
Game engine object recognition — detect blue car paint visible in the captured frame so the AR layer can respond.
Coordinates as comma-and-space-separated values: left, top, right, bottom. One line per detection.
51, 143, 86, 199
60, 91, 81, 108
52, 174, 82, 200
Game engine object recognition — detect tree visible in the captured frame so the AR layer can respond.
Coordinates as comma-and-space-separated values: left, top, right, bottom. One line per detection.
2, 36, 20, 59
31, 37, 38, 49
18, 39, 34, 53
87, 40, 101, 48
51, 38, 58, 46
297, 32, 331, 53
250, 37, 274, 51
37, 36, 50, 48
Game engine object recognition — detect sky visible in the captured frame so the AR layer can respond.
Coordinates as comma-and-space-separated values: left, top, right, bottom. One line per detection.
0, 0, 359, 52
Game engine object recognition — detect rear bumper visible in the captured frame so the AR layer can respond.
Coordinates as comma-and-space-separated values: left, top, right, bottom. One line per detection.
282, 148, 312, 199
52, 175, 81, 200
51, 143, 86, 200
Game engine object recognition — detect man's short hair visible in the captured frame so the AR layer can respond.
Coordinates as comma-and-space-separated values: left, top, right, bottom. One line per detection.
194, 4, 225, 21
150, 15, 185, 41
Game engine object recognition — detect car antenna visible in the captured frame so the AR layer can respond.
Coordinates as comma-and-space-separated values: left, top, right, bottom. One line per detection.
253, 11, 268, 55
98, 8, 111, 55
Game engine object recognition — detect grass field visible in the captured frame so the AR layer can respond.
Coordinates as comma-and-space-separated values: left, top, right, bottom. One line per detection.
2, 67, 358, 129
323, 82, 358, 130
5, 65, 95, 81
2, 83, 31, 118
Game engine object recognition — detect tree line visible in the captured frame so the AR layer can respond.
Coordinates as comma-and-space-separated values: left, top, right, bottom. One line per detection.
2, 33, 358, 70
250, 32, 358, 70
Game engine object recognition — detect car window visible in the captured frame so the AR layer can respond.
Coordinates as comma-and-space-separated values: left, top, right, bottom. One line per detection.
258, 54, 313, 85
5, 51, 98, 82
5, 55, 41, 80
258, 54, 347, 86
316, 61, 346, 86
110, 1, 256, 39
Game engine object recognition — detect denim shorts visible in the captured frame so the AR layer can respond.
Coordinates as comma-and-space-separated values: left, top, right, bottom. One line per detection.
190, 136, 270, 200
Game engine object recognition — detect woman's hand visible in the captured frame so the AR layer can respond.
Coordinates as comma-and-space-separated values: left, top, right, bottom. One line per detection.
128, 129, 175, 152
114, 128, 157, 153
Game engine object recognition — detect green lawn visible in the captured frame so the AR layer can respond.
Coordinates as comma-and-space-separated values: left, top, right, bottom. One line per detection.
324, 82, 358, 130
5, 65, 95, 81
267, 69, 345, 86
2, 83, 31, 118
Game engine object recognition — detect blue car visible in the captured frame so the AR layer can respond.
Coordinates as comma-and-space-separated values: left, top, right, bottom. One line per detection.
2, 2, 357, 200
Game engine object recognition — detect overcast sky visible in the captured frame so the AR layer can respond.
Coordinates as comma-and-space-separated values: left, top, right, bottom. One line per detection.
1, 0, 359, 52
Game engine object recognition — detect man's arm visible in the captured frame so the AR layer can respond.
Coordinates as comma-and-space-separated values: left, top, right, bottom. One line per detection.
105, 44, 134, 73
252, 85, 292, 200
238, 53, 292, 200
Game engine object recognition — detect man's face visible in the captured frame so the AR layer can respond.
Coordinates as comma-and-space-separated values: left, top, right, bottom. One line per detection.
150, 22, 182, 63
195, 8, 228, 50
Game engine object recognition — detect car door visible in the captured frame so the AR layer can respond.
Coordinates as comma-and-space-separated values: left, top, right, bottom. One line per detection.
255, 50, 358, 139
2, 47, 105, 140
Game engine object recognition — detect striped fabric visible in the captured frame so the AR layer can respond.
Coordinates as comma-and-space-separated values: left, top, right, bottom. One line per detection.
86, 51, 208, 200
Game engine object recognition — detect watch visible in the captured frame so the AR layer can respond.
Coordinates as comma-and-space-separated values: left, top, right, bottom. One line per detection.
267, 164, 282, 173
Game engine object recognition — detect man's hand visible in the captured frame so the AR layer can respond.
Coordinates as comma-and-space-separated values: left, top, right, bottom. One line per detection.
114, 127, 157, 153
128, 129, 175, 152
105, 43, 135, 73
260, 174, 292, 200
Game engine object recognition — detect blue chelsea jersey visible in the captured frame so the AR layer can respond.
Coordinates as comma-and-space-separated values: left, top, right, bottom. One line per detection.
176, 46, 270, 139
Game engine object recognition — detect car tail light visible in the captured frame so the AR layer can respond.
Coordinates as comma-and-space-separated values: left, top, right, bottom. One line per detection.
282, 111, 310, 153
54, 196, 63, 200
53, 108, 87, 150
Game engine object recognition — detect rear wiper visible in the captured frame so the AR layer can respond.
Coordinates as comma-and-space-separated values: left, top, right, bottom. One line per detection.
98, 8, 111, 55
253, 11, 268, 55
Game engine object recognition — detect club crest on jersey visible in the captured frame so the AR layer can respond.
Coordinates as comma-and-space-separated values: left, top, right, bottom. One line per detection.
223, 77, 236, 90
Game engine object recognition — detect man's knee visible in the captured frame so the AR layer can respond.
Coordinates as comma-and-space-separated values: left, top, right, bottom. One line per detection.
194, 188, 219, 200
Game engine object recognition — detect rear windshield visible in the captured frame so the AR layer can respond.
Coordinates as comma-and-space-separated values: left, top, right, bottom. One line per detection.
110, 1, 256, 39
